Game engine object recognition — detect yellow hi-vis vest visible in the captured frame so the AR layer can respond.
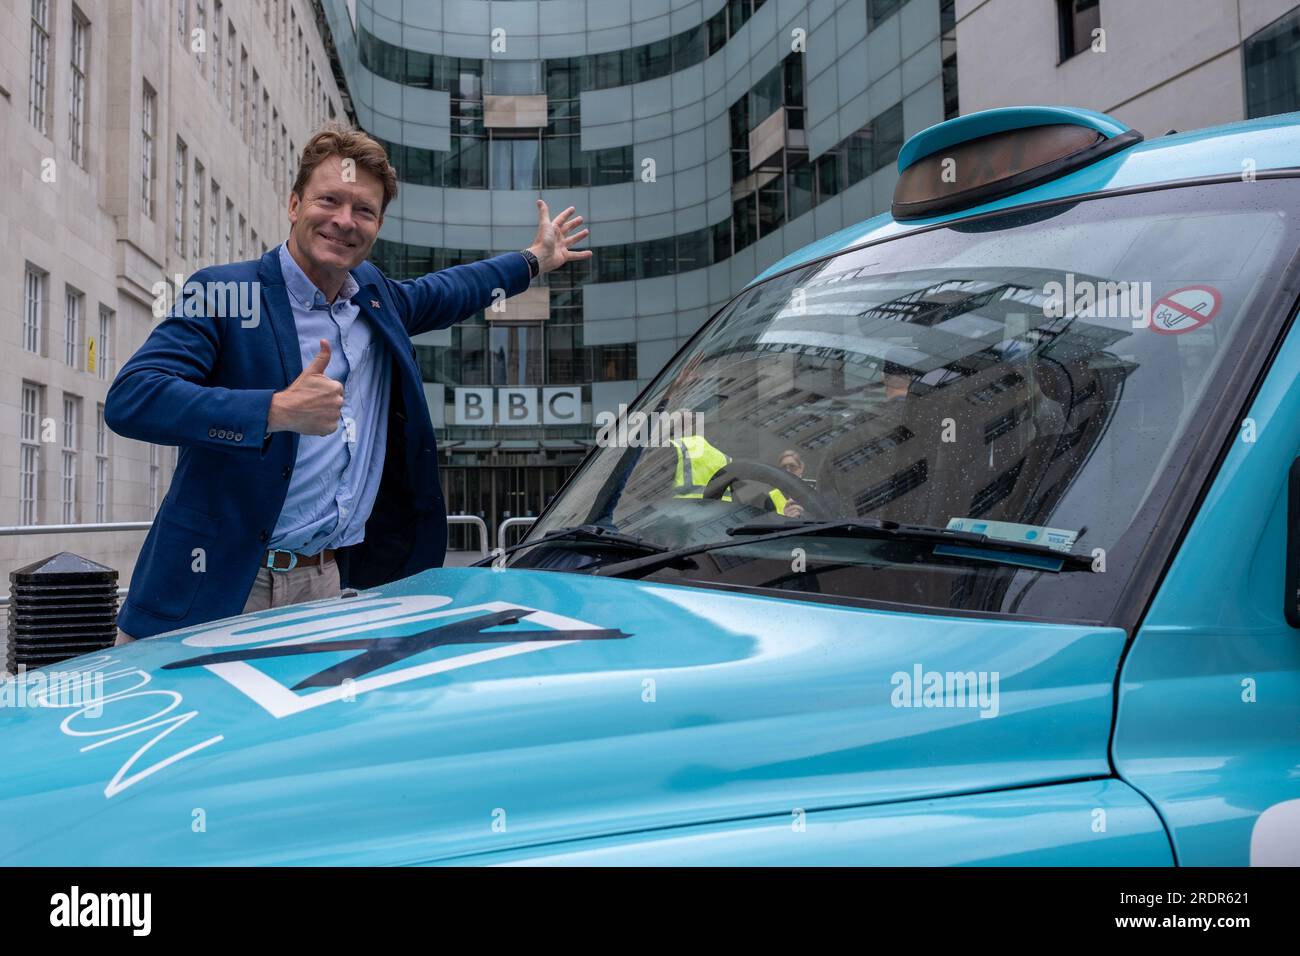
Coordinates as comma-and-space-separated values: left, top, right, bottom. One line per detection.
670, 436, 788, 511
671, 435, 732, 501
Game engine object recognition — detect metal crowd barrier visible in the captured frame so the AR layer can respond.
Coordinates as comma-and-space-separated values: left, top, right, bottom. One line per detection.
0, 515, 493, 610
497, 517, 537, 552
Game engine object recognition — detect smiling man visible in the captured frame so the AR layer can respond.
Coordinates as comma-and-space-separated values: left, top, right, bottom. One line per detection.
106, 122, 590, 642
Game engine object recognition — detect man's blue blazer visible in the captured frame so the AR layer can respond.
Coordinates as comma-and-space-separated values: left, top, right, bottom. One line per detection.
105, 246, 531, 638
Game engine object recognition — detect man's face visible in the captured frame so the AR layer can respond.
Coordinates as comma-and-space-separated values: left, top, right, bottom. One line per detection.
287, 155, 385, 275
883, 372, 912, 399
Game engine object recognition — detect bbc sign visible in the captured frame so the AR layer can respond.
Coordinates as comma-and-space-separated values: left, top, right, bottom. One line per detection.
452, 387, 584, 426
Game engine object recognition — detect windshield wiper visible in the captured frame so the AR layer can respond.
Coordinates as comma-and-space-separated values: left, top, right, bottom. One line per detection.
471, 523, 672, 567
593, 517, 1096, 579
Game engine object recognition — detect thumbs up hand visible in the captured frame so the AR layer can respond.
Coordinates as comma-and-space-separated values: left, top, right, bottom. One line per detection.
267, 339, 345, 436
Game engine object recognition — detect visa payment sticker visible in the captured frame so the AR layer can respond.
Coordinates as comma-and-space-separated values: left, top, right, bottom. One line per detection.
945, 518, 1078, 552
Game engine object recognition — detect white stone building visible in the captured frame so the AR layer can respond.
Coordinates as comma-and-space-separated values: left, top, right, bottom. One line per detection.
955, 0, 1300, 134
0, 0, 347, 585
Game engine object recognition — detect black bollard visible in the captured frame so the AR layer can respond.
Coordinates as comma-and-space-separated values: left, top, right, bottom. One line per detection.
7, 552, 119, 673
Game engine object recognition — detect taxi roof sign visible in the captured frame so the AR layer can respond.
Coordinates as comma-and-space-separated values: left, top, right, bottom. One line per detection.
892, 106, 1143, 221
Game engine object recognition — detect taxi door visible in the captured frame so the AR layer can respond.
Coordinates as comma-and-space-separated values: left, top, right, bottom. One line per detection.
1113, 304, 1300, 865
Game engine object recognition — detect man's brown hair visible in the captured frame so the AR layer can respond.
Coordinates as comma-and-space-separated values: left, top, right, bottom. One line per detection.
292, 121, 398, 213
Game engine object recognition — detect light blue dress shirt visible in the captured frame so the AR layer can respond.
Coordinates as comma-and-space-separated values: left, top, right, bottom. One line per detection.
269, 242, 391, 555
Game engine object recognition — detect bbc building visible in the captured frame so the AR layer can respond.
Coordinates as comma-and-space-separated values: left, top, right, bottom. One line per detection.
317, 0, 960, 548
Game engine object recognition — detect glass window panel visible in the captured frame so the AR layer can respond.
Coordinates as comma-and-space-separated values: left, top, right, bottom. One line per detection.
638, 38, 672, 81
733, 192, 758, 251
783, 53, 805, 107
711, 218, 732, 263
728, 0, 750, 37
512, 137, 540, 190
406, 50, 433, 89
672, 27, 706, 70
593, 50, 622, 89
872, 103, 904, 172
488, 59, 541, 94
457, 324, 487, 385
789, 156, 814, 219
458, 136, 486, 188
816, 151, 842, 200
545, 136, 576, 188
1245, 7, 1300, 118
708, 9, 728, 55
489, 137, 512, 189
750, 64, 783, 121
759, 174, 786, 235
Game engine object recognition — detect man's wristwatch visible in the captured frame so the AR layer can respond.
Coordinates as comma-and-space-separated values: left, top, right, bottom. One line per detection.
519, 248, 541, 280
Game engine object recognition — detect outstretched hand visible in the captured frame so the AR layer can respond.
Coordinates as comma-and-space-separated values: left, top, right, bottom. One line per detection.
527, 199, 593, 274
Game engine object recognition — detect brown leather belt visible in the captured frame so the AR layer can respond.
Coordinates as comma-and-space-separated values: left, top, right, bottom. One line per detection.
263, 548, 336, 572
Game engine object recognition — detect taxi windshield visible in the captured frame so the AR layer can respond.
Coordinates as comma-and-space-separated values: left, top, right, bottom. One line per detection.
520, 178, 1300, 621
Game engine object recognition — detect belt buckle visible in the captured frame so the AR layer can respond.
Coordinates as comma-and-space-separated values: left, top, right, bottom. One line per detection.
266, 549, 298, 572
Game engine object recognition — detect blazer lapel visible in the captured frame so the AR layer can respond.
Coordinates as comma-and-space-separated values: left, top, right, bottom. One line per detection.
352, 279, 414, 375
258, 249, 303, 386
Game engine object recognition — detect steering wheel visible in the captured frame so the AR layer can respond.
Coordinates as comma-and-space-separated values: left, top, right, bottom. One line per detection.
699, 459, 834, 521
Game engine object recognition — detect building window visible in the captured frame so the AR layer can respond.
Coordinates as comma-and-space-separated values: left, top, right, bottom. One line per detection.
1246, 8, 1300, 118
225, 22, 235, 119
252, 70, 262, 150
262, 91, 271, 168
867, 0, 904, 32
61, 395, 79, 523
177, 0, 187, 45
141, 82, 157, 218
211, 0, 222, 92
64, 287, 82, 368
224, 198, 234, 262
239, 47, 249, 139
489, 135, 540, 190
209, 179, 220, 264
69, 8, 89, 166
148, 444, 160, 513
192, 159, 205, 260
23, 264, 45, 354
238, 213, 247, 259
20, 382, 42, 525
194, 0, 205, 65
97, 306, 113, 380
489, 324, 544, 386
271, 109, 279, 189
95, 403, 109, 521
174, 138, 188, 257
279, 123, 288, 191
29, 0, 52, 133
941, 0, 958, 119
1058, 0, 1101, 62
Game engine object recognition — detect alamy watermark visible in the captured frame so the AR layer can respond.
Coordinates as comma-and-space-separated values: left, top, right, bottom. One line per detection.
1, 664, 105, 715
593, 405, 704, 448
151, 275, 262, 328
1042, 273, 1152, 327
890, 663, 1000, 718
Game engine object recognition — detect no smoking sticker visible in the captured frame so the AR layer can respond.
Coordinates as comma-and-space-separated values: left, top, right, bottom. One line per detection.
1149, 285, 1222, 335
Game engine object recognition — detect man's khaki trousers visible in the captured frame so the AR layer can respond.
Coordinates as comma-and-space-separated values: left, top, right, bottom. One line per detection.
114, 557, 341, 645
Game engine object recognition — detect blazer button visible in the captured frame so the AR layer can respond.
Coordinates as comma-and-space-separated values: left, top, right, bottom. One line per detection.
209, 428, 217, 438
260, 530, 270, 543
219, 429, 228, 439
234, 432, 243, 441
282, 466, 292, 479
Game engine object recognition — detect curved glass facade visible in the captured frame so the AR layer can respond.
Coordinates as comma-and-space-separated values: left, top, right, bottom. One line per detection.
319, 0, 957, 543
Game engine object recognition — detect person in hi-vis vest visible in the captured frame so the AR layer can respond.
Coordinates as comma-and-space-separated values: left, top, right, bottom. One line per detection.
667, 434, 800, 516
